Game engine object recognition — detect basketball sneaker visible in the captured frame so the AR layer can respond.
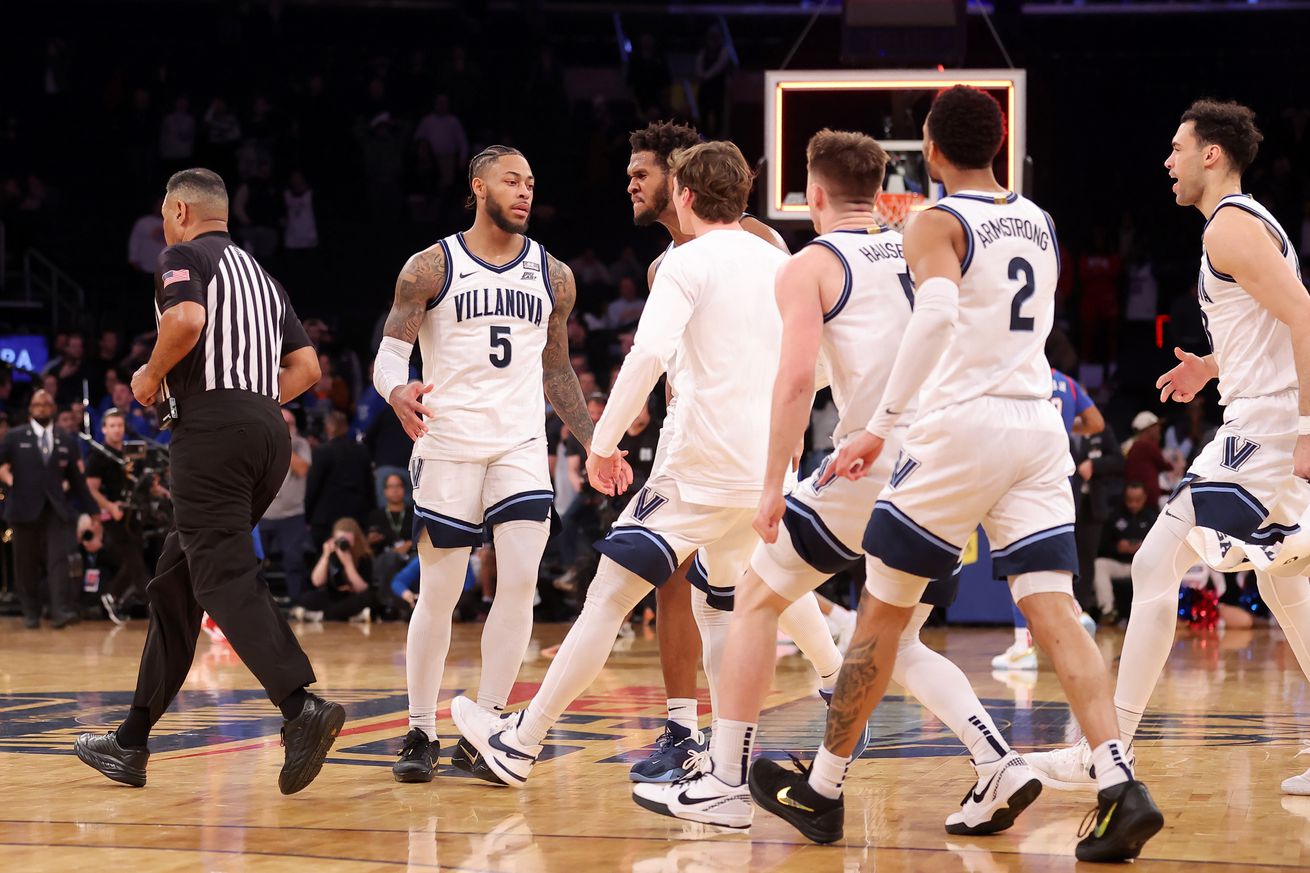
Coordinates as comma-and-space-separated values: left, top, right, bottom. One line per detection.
990, 642, 1037, 671
632, 763, 753, 829
945, 751, 1043, 835
101, 593, 128, 626
278, 693, 346, 795
747, 756, 844, 844
1079, 612, 1098, 637
629, 721, 707, 783
819, 688, 871, 761
450, 696, 540, 789
392, 728, 439, 783
1281, 749, 1310, 794
1025, 737, 1136, 791
1074, 780, 1164, 862
452, 734, 507, 784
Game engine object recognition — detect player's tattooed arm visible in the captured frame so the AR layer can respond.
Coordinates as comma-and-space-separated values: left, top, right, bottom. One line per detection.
383, 244, 448, 343
543, 254, 594, 451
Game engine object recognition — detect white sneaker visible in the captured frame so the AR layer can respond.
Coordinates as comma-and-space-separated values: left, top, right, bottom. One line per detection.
945, 751, 1043, 835
632, 766, 753, 829
349, 607, 371, 623
1024, 738, 1099, 791
1281, 750, 1310, 794
450, 695, 541, 789
289, 606, 305, 622
1079, 612, 1097, 637
990, 643, 1037, 671
827, 606, 857, 654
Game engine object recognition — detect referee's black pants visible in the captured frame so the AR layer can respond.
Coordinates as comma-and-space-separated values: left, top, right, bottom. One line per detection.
131, 391, 316, 725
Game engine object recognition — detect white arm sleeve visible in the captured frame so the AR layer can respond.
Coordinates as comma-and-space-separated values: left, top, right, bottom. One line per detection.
591, 257, 697, 457
866, 276, 959, 437
373, 336, 414, 403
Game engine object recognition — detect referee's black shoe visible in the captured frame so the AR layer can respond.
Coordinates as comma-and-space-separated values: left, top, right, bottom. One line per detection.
748, 757, 844, 845
450, 735, 506, 784
1075, 780, 1164, 862
393, 728, 439, 783
278, 694, 346, 795
74, 731, 149, 787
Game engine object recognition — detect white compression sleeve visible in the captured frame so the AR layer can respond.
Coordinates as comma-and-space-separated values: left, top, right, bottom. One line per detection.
374, 335, 413, 402
866, 276, 959, 437
405, 540, 473, 735
477, 520, 550, 710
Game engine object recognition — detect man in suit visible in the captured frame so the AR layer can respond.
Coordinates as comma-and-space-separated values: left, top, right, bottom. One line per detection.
1072, 420, 1126, 616
305, 410, 374, 545
0, 389, 97, 627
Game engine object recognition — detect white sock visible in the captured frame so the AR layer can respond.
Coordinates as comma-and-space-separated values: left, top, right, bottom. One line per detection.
780, 592, 844, 686
1014, 627, 1031, 648
709, 718, 755, 786
807, 744, 850, 799
514, 558, 650, 747
477, 520, 549, 711
667, 698, 699, 734
406, 541, 474, 738
690, 586, 731, 716
1114, 496, 1198, 743
893, 604, 1008, 764
1091, 739, 1134, 790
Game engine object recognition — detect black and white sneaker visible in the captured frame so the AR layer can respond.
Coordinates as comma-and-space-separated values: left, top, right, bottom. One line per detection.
748, 756, 844, 845
1075, 779, 1164, 862
945, 751, 1043, 835
100, 594, 128, 626
392, 728, 439, 783
450, 695, 540, 789
631, 754, 752, 828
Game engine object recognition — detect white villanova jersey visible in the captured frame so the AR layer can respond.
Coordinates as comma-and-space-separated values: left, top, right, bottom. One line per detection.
806, 226, 914, 445
916, 190, 1061, 413
415, 231, 555, 460
650, 229, 787, 506
1199, 194, 1301, 406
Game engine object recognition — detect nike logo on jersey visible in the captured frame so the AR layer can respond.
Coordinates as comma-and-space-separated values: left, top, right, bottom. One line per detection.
459, 270, 478, 279
776, 786, 815, 812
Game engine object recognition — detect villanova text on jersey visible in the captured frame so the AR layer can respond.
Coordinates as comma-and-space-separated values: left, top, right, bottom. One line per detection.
452, 285, 546, 326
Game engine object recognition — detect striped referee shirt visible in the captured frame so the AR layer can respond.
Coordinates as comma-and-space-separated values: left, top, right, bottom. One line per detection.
153, 231, 311, 402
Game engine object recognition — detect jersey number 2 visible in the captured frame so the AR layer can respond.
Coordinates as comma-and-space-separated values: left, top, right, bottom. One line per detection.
489, 325, 512, 368
1008, 257, 1036, 332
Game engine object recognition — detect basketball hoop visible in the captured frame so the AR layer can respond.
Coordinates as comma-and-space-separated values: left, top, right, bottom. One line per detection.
875, 191, 928, 231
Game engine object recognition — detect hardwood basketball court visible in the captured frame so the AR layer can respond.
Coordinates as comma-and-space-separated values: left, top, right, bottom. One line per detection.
1, 618, 1307, 871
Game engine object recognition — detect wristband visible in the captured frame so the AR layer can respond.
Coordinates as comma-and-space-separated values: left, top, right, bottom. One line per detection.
1298, 416, 1310, 436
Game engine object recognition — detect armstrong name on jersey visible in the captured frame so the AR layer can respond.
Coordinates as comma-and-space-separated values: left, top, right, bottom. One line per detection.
974, 215, 1052, 251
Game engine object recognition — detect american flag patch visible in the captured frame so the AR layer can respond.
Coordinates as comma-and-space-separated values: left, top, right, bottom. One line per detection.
162, 269, 191, 287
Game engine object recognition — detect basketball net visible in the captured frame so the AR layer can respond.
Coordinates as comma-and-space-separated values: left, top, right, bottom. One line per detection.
875, 192, 928, 231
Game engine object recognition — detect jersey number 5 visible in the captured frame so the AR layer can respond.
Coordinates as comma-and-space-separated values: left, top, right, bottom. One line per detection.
1008, 257, 1036, 332
489, 325, 512, 368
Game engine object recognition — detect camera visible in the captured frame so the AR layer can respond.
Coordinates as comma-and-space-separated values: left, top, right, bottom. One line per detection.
334, 536, 351, 551
81, 529, 95, 543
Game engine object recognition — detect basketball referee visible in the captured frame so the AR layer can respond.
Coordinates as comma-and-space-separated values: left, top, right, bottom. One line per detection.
75, 169, 345, 795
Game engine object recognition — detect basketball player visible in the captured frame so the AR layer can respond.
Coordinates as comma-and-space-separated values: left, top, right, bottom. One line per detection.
630, 128, 1037, 836
624, 121, 853, 782
746, 88, 1163, 862
373, 146, 613, 782
450, 141, 798, 789
1027, 100, 1310, 796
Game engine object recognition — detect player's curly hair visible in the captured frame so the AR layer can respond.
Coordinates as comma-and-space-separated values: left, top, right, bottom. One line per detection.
926, 86, 1006, 171
465, 145, 524, 209
1181, 99, 1263, 174
667, 140, 754, 224
806, 129, 889, 202
629, 121, 702, 170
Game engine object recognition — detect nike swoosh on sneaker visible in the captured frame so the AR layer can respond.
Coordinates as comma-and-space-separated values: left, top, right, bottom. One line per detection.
488, 731, 537, 762
677, 787, 728, 805
1093, 800, 1119, 838
776, 785, 815, 812
970, 769, 1002, 804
